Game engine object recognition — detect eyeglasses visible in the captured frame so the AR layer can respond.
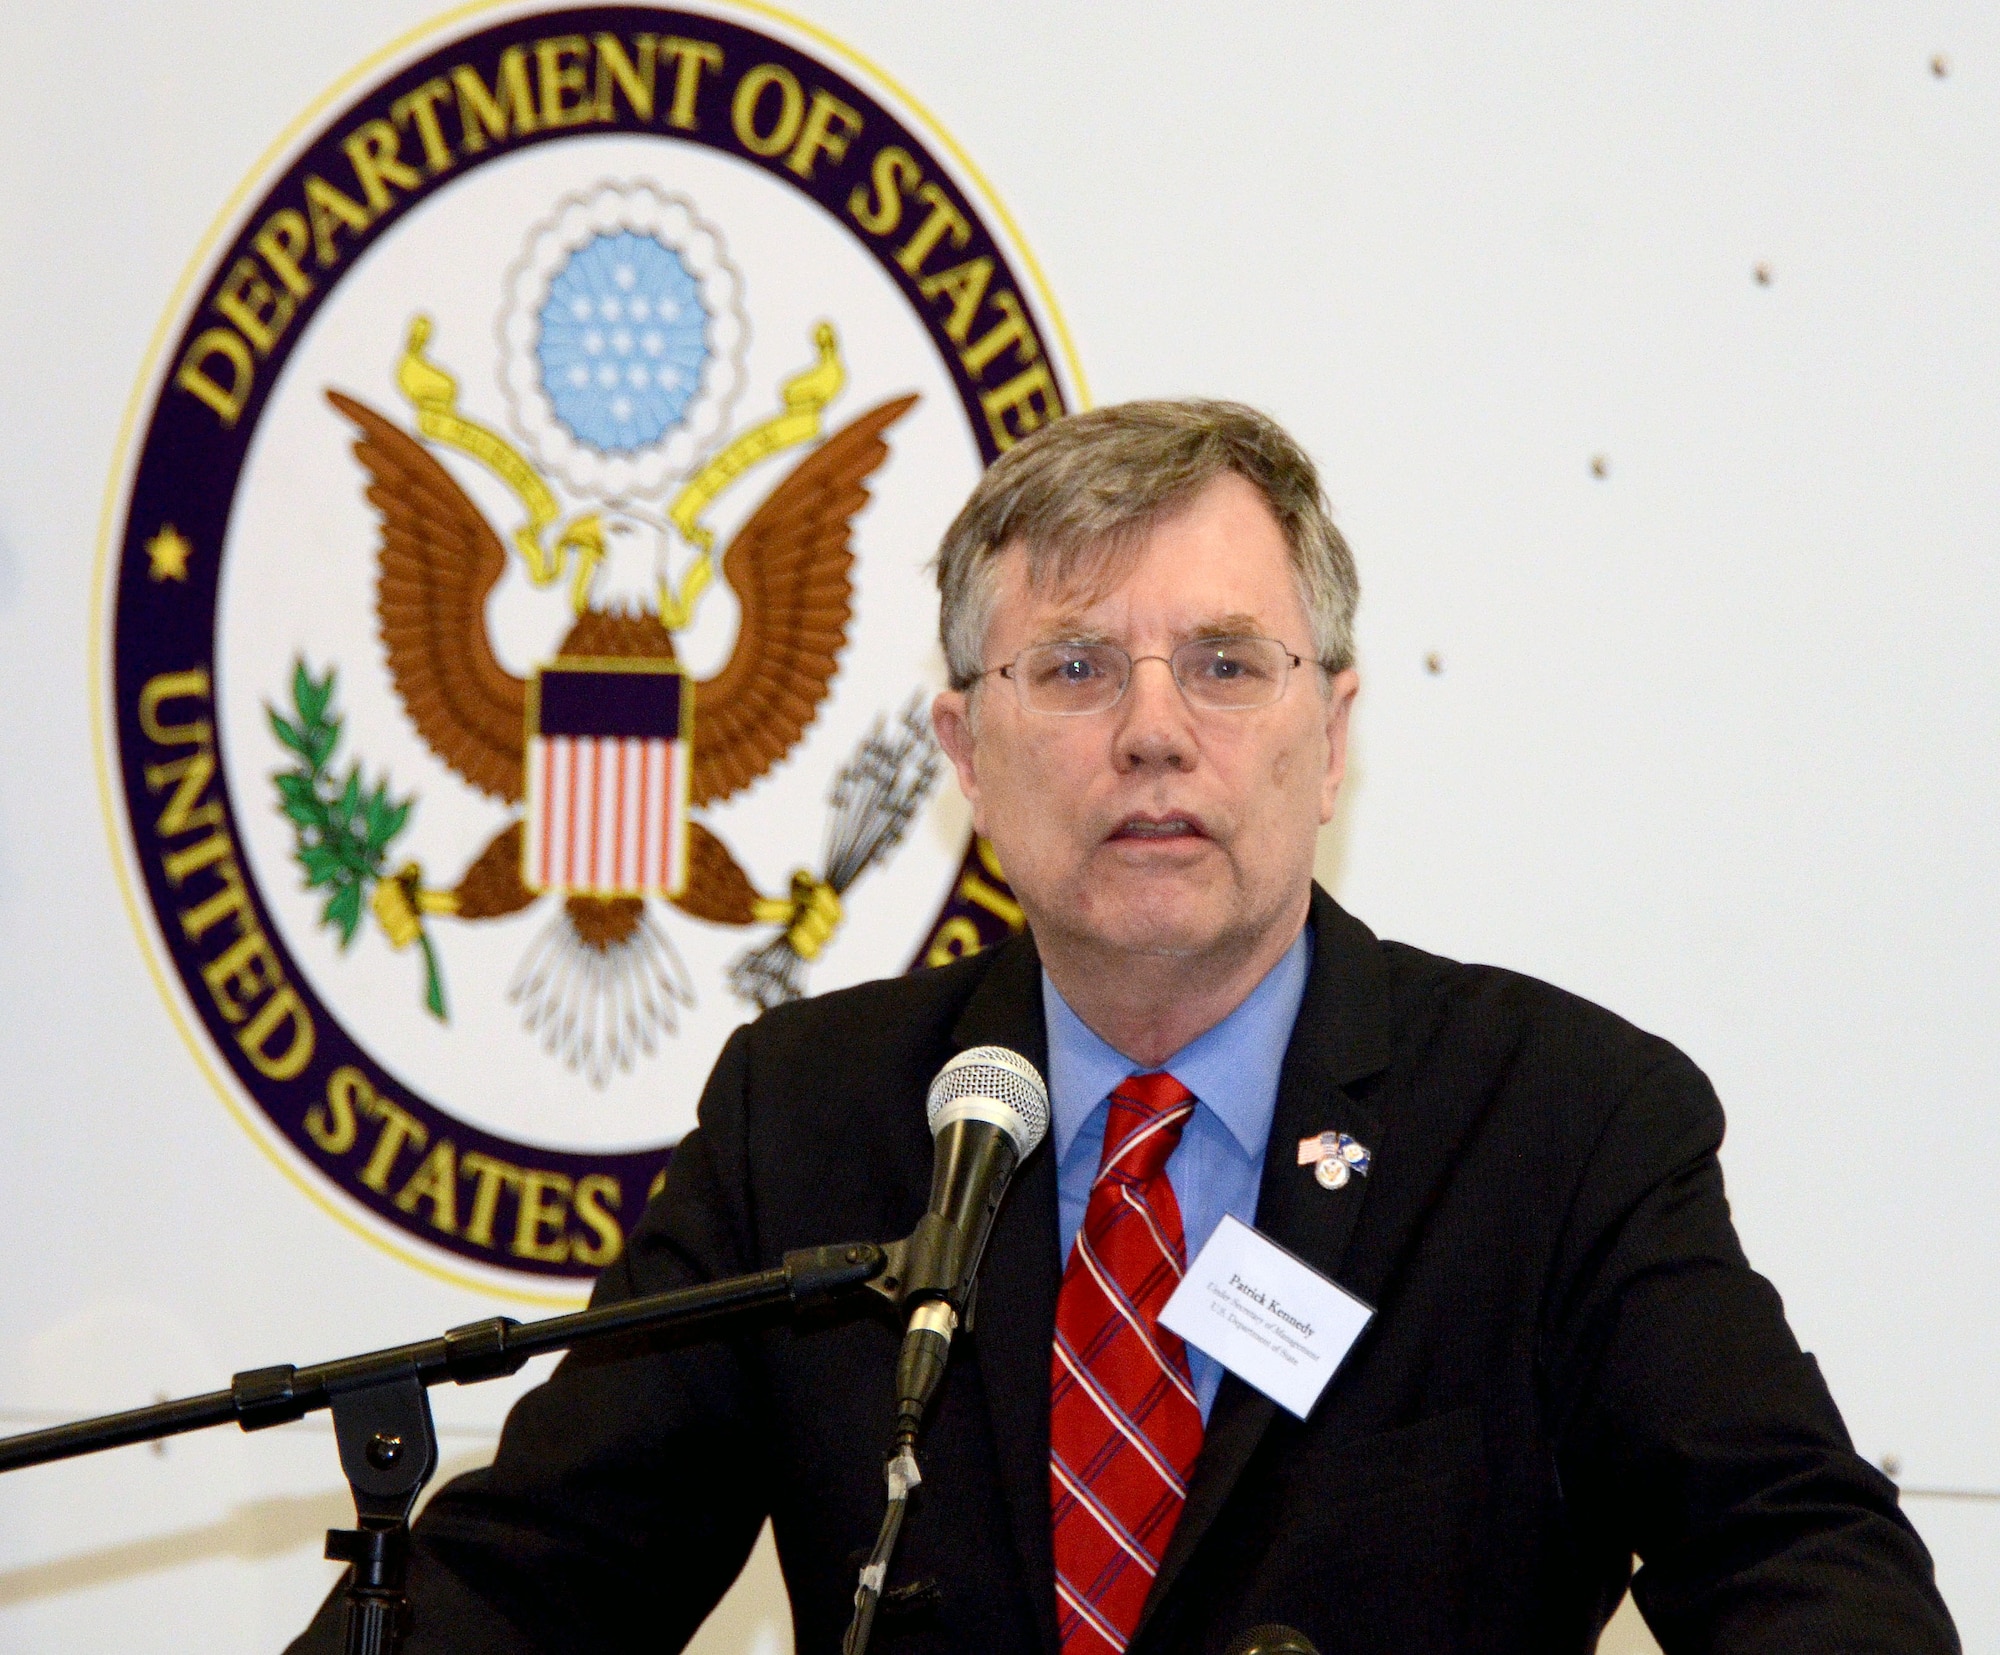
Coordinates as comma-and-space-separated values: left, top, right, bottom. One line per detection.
976, 636, 1324, 715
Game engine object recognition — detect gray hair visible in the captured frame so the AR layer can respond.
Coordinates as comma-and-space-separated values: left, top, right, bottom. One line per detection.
935, 399, 1359, 690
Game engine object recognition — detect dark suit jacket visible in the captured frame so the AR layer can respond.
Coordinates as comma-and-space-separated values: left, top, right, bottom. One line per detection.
291, 888, 1956, 1653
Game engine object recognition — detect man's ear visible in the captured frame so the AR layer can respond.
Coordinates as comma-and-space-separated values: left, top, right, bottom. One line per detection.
932, 689, 985, 832
1319, 668, 1359, 824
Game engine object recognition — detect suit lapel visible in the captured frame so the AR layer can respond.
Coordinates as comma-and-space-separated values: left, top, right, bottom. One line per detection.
1138, 890, 1395, 1643
950, 934, 1065, 1655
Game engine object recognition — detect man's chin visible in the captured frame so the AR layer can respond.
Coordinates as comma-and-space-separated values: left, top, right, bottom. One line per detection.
1054, 892, 1233, 961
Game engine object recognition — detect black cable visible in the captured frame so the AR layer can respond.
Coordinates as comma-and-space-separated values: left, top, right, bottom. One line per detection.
840, 1441, 921, 1655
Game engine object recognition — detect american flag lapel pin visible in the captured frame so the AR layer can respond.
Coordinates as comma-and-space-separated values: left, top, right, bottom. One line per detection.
1297, 1130, 1372, 1190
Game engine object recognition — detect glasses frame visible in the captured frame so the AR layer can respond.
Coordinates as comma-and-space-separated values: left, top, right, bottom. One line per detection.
974, 635, 1329, 716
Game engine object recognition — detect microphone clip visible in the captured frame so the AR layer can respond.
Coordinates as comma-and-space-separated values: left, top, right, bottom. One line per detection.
871, 1214, 985, 1317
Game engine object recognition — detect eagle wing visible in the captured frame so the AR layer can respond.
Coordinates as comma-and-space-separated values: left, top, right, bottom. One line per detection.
327, 390, 528, 803
691, 394, 919, 806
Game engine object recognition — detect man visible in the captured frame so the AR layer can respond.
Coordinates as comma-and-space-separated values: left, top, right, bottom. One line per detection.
293, 401, 1957, 1653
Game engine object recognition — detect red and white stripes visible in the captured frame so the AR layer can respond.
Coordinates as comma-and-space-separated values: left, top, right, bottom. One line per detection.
525, 733, 688, 897
1050, 1073, 1205, 1655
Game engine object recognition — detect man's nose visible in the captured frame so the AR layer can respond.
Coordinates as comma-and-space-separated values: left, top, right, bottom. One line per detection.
1111, 655, 1195, 771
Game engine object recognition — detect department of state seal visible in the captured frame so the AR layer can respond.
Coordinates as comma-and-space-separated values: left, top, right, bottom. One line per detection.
99, 4, 1083, 1294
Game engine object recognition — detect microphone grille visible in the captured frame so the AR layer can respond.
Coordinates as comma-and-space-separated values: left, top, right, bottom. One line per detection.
1222, 1630, 1319, 1655
926, 1045, 1050, 1153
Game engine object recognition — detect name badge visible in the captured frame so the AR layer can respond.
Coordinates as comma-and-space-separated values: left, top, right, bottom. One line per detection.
1159, 1214, 1372, 1418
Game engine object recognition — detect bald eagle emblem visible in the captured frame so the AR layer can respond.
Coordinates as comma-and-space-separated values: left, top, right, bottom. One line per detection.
271, 190, 937, 1086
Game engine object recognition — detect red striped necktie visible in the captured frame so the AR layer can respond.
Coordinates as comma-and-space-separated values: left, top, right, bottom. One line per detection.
1049, 1071, 1204, 1654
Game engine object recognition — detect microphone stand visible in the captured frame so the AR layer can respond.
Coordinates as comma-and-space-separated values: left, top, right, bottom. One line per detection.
0, 1240, 898, 1655
842, 1223, 983, 1655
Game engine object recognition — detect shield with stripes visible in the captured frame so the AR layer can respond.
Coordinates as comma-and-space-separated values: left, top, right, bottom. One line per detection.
524, 659, 690, 899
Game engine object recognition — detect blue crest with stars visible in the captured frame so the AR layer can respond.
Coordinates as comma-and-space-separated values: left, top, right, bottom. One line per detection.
536, 231, 709, 453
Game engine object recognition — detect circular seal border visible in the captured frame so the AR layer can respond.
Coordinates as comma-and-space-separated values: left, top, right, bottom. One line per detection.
93, 0, 1088, 1302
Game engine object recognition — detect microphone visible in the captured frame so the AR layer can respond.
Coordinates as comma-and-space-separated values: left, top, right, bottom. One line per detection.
1222, 1628, 1319, 1655
892, 1045, 1049, 1442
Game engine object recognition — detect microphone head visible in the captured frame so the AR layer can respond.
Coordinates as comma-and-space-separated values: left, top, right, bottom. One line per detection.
926, 1045, 1050, 1158
1222, 1629, 1319, 1655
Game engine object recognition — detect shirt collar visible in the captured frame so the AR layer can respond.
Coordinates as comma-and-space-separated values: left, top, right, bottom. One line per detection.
1042, 922, 1314, 1163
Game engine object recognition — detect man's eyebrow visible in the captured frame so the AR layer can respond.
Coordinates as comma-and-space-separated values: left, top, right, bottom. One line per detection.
1029, 612, 1116, 645
1182, 612, 1265, 640
1026, 611, 1271, 647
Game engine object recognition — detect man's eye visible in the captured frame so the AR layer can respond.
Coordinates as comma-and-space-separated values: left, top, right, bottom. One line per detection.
1031, 651, 1104, 686
1192, 644, 1271, 682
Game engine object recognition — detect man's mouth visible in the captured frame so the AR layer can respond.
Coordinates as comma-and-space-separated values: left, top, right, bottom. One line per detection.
1109, 814, 1207, 841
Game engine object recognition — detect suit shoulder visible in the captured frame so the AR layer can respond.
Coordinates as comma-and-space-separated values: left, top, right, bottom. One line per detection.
1368, 935, 1715, 1110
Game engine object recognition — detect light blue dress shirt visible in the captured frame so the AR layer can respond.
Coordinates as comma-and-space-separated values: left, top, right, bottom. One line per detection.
1042, 925, 1313, 1421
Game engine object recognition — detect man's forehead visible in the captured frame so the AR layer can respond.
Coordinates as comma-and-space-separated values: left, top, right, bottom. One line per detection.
991, 531, 1298, 634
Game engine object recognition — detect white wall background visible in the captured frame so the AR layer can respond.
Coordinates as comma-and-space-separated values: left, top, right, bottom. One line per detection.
1, 3, 1993, 1650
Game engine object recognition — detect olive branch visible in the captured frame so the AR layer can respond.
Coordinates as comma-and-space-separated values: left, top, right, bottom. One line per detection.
268, 660, 445, 1019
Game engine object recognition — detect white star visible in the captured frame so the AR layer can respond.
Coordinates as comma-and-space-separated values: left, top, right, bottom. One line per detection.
611, 329, 633, 354
569, 297, 592, 321
599, 297, 621, 321
629, 297, 651, 321
626, 365, 648, 388
597, 364, 618, 388
613, 263, 636, 290
659, 300, 680, 321
583, 330, 603, 355
568, 365, 589, 387
642, 331, 663, 355
610, 395, 633, 420
658, 367, 681, 389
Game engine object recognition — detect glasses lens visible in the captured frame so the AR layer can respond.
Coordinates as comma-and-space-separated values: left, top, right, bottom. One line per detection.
1014, 643, 1127, 713
1172, 637, 1291, 708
